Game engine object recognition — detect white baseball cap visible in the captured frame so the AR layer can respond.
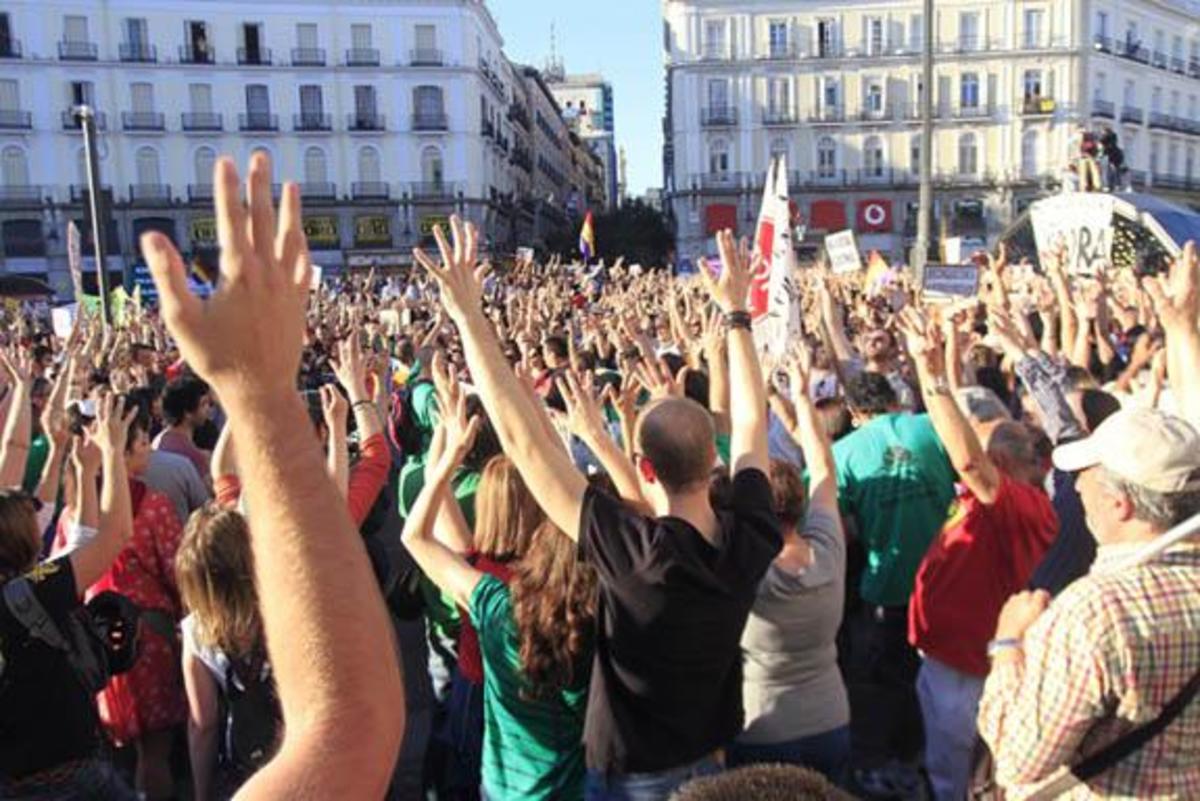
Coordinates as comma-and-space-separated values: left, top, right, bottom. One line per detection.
1052, 408, 1200, 493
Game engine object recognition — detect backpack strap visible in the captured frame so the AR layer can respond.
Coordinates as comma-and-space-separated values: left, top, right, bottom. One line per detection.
3, 577, 107, 692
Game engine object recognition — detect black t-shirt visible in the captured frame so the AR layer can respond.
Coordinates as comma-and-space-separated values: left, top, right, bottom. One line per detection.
0, 558, 101, 780
577, 469, 783, 775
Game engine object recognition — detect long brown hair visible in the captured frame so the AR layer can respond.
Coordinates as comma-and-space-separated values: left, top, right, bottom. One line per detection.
509, 520, 598, 696
0, 491, 40, 581
473, 455, 544, 561
175, 503, 261, 658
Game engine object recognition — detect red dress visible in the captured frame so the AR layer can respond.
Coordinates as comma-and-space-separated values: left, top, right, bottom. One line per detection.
87, 481, 187, 744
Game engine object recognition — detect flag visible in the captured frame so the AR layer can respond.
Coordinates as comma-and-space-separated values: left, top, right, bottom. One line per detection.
579, 211, 596, 263
67, 221, 84, 302
750, 155, 801, 357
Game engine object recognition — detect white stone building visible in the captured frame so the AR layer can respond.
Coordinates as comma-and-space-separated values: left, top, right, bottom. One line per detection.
0, 0, 585, 292
548, 71, 620, 210
662, 0, 1200, 262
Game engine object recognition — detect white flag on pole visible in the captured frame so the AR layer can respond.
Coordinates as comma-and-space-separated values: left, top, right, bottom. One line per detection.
750, 155, 801, 357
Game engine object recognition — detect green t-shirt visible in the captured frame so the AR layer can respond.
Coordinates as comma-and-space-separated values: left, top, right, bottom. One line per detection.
22, 434, 49, 494
832, 412, 955, 607
469, 575, 588, 801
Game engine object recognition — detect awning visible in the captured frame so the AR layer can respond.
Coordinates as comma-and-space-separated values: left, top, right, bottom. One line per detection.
809, 199, 847, 231
705, 203, 738, 235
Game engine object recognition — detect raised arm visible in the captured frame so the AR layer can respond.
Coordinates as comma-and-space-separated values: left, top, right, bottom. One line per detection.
1144, 240, 1200, 428
320, 384, 350, 498
413, 217, 588, 541
143, 154, 403, 799
899, 308, 1002, 504
36, 356, 74, 505
701, 229, 768, 476
558, 369, 646, 510
0, 349, 34, 488
784, 345, 837, 510
67, 394, 135, 589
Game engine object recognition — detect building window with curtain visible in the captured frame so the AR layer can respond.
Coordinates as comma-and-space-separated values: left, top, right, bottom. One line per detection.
960, 73, 979, 110
958, 133, 977, 175
1021, 131, 1038, 178
864, 136, 884, 177
817, 136, 836, 177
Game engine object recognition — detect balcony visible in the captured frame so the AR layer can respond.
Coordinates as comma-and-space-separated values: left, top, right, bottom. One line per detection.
187, 183, 213, 202
0, 110, 32, 129
854, 167, 894, 185
69, 184, 111, 202
0, 39, 22, 59
815, 43, 844, 59
239, 112, 278, 131
1152, 51, 1168, 69
0, 186, 42, 205
128, 184, 172, 204
1191, 59, 1200, 79
481, 118, 496, 139
345, 48, 380, 66
856, 107, 893, 123
237, 47, 272, 65
58, 40, 98, 60
61, 110, 107, 130
119, 42, 157, 62
1121, 105, 1144, 124
291, 47, 325, 66
1021, 96, 1056, 116
1149, 111, 1172, 129
1173, 57, 1186, 74
347, 112, 385, 131
809, 107, 846, 123
809, 169, 846, 186
181, 112, 223, 131
294, 112, 332, 131
412, 112, 448, 131
351, 181, 390, 200
508, 102, 531, 130
701, 43, 729, 60
122, 111, 165, 131
1118, 41, 1150, 63
299, 181, 336, 199
700, 106, 738, 127
699, 171, 744, 190
762, 42, 797, 60
1092, 99, 1116, 118
410, 48, 444, 66
1152, 174, 1188, 190
762, 108, 798, 125
410, 181, 455, 199
1093, 35, 1112, 53
952, 104, 992, 119
179, 44, 214, 63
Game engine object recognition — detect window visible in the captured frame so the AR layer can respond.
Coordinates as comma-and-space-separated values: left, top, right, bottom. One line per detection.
1170, 90, 1180, 115
910, 135, 921, 174
1150, 138, 1160, 175
63, 15, 88, 43
0, 79, 18, 111
1124, 79, 1136, 107
124, 18, 148, 46
866, 17, 883, 55
704, 19, 726, 57
864, 136, 884, 176
961, 73, 980, 109
189, 84, 213, 113
707, 79, 729, 111
865, 79, 884, 114
242, 23, 263, 61
1, 145, 29, 186
245, 84, 269, 114
414, 85, 444, 117
822, 77, 840, 111
415, 23, 436, 54
1187, 146, 1195, 178
1023, 69, 1043, 100
357, 146, 381, 182
304, 147, 327, 184
1023, 9, 1044, 48
817, 136, 837, 177
299, 85, 324, 116
817, 19, 836, 57
1096, 11, 1109, 40
767, 77, 790, 115
910, 14, 924, 51
959, 12, 980, 51
1126, 22, 1138, 48
296, 22, 317, 49
1021, 130, 1038, 177
1190, 95, 1198, 120
769, 137, 789, 166
186, 21, 209, 56
958, 133, 977, 175
1168, 141, 1179, 175
1154, 29, 1165, 57
135, 146, 160, 186
130, 82, 154, 113
68, 80, 94, 107
708, 139, 729, 174
420, 145, 444, 185
1094, 72, 1107, 101
193, 146, 215, 185
768, 21, 789, 57
0, 13, 11, 56
352, 24, 372, 49
1173, 35, 1184, 62
1152, 87, 1162, 113
354, 85, 377, 121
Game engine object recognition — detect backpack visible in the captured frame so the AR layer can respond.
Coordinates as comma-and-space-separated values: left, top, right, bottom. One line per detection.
387, 378, 434, 464
222, 646, 282, 781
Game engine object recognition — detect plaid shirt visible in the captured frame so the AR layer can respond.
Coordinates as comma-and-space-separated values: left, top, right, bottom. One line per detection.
978, 542, 1200, 800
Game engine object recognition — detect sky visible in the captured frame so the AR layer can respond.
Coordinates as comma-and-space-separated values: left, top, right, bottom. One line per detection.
489, 0, 664, 198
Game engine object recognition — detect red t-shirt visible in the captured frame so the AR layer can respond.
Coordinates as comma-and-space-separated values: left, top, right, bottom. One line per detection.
457, 553, 515, 685
909, 474, 1058, 676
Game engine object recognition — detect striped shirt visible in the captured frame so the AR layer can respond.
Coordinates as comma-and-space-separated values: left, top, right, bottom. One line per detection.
469, 575, 588, 800
978, 542, 1200, 800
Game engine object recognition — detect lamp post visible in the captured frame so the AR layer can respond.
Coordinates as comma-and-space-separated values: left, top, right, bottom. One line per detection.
911, 0, 935, 283
75, 105, 112, 326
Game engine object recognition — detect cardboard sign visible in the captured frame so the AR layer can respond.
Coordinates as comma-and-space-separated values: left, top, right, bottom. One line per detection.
1030, 193, 1114, 276
825, 229, 863, 274
750, 155, 802, 357
922, 264, 980, 301
51, 305, 77, 339
516, 246, 535, 263
943, 236, 964, 265
310, 264, 323, 291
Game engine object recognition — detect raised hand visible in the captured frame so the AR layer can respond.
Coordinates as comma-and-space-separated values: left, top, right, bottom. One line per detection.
91, 393, 136, 457
632, 357, 685, 400
412, 215, 487, 321
430, 350, 461, 415
1144, 240, 1200, 333
0, 348, 34, 389
557, 370, 607, 441
70, 430, 103, 477
142, 153, 311, 399
320, 384, 349, 432
332, 336, 369, 403
433, 390, 481, 472
602, 373, 641, 424
699, 229, 758, 314
898, 307, 946, 378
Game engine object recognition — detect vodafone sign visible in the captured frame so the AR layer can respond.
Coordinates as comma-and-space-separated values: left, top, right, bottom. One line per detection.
857, 199, 893, 232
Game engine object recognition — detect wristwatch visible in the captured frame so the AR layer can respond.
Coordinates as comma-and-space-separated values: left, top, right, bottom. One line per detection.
986, 637, 1023, 659
923, 377, 952, 397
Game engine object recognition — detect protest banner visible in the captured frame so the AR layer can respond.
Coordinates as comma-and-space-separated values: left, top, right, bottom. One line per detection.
922, 264, 980, 302
825, 229, 863, 274
1030, 193, 1114, 275
51, 305, 77, 339
750, 155, 801, 356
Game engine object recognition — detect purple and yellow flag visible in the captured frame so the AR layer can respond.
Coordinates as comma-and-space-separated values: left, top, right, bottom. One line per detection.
579, 210, 596, 263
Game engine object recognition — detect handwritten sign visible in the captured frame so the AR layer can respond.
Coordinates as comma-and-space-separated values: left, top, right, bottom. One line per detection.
922, 264, 980, 301
1030, 194, 1114, 276
825, 229, 863, 274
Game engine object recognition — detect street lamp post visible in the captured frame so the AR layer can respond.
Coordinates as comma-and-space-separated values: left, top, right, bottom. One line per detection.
912, 0, 935, 281
76, 105, 113, 326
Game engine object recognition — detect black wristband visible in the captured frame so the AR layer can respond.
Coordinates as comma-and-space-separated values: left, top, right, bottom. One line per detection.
725, 311, 752, 331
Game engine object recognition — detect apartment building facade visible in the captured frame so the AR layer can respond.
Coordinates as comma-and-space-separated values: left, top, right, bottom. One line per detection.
549, 72, 620, 210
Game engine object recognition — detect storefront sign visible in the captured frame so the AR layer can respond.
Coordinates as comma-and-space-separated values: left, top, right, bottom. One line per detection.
190, 217, 217, 245
420, 215, 450, 236
346, 252, 409, 269
355, 215, 392, 246
304, 216, 340, 249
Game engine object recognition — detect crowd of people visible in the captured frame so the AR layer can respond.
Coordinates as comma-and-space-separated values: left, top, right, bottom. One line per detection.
0, 151, 1198, 801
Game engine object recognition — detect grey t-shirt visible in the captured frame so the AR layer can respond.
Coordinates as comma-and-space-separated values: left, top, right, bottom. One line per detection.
738, 500, 850, 744
142, 450, 211, 526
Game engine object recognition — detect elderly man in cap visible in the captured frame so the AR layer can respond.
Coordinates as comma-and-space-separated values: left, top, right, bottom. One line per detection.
977, 407, 1200, 799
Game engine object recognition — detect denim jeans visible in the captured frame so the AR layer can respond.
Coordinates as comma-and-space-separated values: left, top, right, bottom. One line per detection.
917, 657, 984, 801
844, 605, 923, 766
0, 759, 136, 801
726, 725, 851, 787
585, 755, 722, 801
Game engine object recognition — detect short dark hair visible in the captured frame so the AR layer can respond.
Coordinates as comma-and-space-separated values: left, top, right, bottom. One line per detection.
1063, 366, 1098, 392
162, 377, 210, 425
672, 764, 855, 801
1081, 389, 1120, 432
682, 368, 710, 409
636, 398, 715, 493
844, 372, 897, 416
542, 335, 569, 361
121, 395, 152, 450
